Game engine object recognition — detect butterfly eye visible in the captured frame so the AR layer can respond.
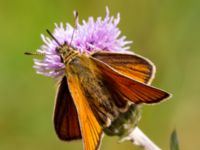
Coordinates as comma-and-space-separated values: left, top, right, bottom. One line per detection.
55, 48, 60, 53
56, 47, 65, 54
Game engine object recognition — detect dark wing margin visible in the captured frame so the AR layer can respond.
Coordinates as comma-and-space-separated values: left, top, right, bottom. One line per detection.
92, 52, 155, 84
91, 57, 170, 104
54, 76, 82, 141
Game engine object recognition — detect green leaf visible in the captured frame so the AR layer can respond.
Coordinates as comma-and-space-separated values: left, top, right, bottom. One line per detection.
170, 129, 180, 150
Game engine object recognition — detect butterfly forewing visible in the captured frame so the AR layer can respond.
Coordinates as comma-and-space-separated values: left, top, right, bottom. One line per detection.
91, 57, 170, 104
92, 52, 155, 84
67, 69, 103, 150
54, 76, 81, 141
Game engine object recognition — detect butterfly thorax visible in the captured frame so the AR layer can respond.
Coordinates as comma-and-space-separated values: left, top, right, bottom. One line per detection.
57, 43, 79, 65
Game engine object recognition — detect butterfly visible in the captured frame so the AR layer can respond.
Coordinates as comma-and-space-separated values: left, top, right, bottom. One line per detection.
39, 31, 170, 150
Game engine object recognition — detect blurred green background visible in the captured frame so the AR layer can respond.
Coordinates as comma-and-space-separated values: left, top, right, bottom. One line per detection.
0, 0, 199, 149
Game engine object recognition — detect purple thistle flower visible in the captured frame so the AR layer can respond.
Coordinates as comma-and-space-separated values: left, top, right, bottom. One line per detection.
33, 7, 132, 79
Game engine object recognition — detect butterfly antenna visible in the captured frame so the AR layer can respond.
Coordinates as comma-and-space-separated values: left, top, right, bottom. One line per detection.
24, 51, 45, 56
25, 30, 61, 57
69, 10, 79, 47
46, 29, 62, 46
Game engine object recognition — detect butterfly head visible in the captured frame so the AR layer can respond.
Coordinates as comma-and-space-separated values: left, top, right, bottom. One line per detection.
56, 11, 79, 62
56, 42, 76, 60
46, 29, 77, 63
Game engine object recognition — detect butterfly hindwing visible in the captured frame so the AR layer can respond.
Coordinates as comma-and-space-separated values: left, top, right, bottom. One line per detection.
54, 76, 81, 141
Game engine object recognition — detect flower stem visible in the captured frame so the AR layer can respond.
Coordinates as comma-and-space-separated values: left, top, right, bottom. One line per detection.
120, 127, 161, 150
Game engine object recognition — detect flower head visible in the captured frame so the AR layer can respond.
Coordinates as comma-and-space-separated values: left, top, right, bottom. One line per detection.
33, 7, 132, 79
